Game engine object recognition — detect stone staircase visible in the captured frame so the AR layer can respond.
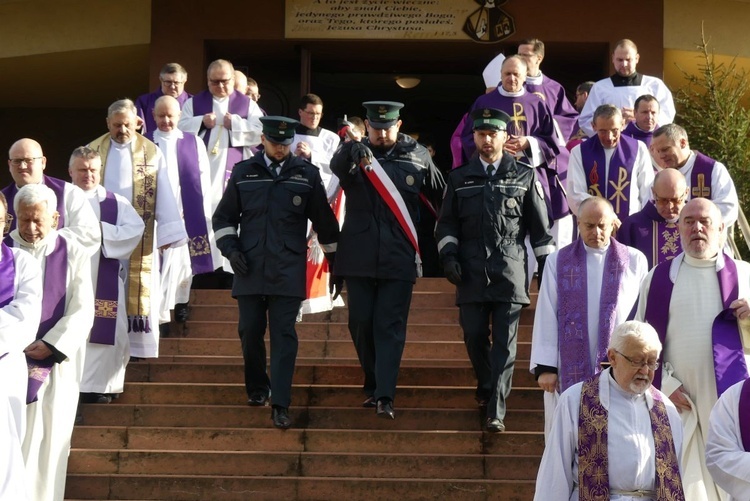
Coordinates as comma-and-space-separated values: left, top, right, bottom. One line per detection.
65, 278, 543, 500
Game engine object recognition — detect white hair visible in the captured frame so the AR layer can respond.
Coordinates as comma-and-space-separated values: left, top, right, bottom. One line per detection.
608, 320, 662, 355
14, 183, 57, 216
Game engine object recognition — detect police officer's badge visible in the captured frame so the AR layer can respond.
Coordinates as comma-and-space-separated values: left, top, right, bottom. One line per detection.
505, 198, 517, 209
405, 175, 415, 186
535, 180, 544, 199
293, 195, 302, 206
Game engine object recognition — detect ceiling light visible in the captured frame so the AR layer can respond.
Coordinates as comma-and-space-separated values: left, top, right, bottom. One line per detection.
395, 76, 421, 89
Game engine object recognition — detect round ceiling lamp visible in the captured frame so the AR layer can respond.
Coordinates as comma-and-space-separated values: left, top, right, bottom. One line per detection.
395, 76, 421, 89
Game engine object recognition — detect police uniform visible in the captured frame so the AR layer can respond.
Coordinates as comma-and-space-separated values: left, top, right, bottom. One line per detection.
329, 101, 444, 417
435, 108, 554, 431
212, 116, 339, 427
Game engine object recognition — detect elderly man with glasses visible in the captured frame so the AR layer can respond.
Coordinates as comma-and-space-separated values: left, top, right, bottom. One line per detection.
2, 138, 100, 255
135, 62, 192, 141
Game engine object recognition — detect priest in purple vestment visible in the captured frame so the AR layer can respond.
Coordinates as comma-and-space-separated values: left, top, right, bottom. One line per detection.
621, 94, 659, 148
134, 62, 192, 141
618, 168, 688, 269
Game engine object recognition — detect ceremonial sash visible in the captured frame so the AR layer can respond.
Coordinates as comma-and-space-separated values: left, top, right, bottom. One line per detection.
90, 191, 120, 345
740, 378, 750, 452
645, 255, 749, 396
557, 238, 630, 391
2, 175, 67, 237
622, 121, 655, 147
27, 236, 67, 404
578, 372, 685, 501
192, 90, 248, 182
360, 156, 422, 277
176, 134, 213, 275
0, 243, 15, 308
580, 135, 639, 217
90, 133, 159, 333
689, 152, 715, 200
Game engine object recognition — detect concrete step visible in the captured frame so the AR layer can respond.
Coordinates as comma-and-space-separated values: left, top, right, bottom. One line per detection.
78, 404, 544, 432
66, 474, 536, 501
113, 383, 543, 410
68, 449, 541, 479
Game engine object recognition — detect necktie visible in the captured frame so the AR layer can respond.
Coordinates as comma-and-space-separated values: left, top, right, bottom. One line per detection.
487, 164, 495, 176
271, 162, 281, 176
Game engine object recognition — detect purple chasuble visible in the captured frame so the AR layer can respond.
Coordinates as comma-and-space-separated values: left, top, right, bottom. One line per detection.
90, 191, 120, 345
645, 255, 750, 396
0, 243, 16, 360
524, 76, 579, 141
2, 176, 66, 242
577, 372, 685, 501
739, 378, 750, 452
580, 135, 639, 218
192, 90, 249, 182
136, 89, 191, 141
618, 202, 680, 269
689, 151, 715, 200
557, 238, 630, 391
176, 134, 213, 274
622, 121, 655, 147
27, 236, 67, 404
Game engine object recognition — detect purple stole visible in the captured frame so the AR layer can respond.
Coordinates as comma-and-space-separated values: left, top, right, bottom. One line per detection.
192, 90, 249, 182
2, 175, 66, 238
645, 255, 750, 396
580, 135, 639, 218
27, 236, 68, 404
175, 134, 213, 275
619, 202, 680, 269
90, 191, 120, 345
689, 152, 715, 200
557, 238, 630, 391
622, 121, 655, 147
0, 244, 16, 360
740, 378, 750, 452
578, 372, 685, 500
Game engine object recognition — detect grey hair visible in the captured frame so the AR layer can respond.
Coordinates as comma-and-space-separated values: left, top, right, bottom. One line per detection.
68, 146, 100, 168
653, 123, 688, 144
14, 183, 57, 216
592, 104, 622, 123
107, 99, 138, 119
608, 321, 662, 355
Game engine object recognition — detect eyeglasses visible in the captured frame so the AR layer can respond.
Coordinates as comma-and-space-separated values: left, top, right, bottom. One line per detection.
161, 79, 186, 87
9, 157, 42, 167
615, 350, 659, 370
654, 195, 686, 206
209, 79, 232, 86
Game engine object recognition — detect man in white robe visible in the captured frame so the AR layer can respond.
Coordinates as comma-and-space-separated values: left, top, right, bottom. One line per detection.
3, 138, 100, 256
88, 99, 188, 359
534, 321, 685, 501
705, 378, 750, 501
153, 95, 215, 324
68, 147, 145, 403
531, 197, 648, 436
9, 184, 94, 501
636, 198, 750, 500
578, 39, 675, 137
0, 377, 28, 500
178, 59, 263, 218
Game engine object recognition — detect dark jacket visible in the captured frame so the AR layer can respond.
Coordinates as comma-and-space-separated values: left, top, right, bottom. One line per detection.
435, 153, 554, 304
212, 152, 339, 298
329, 134, 442, 282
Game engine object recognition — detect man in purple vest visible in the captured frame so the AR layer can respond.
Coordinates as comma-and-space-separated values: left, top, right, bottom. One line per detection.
568, 104, 654, 223
706, 377, 750, 500
3, 138, 101, 255
636, 198, 750, 499
8, 183, 94, 501
622, 94, 660, 148
651, 123, 738, 228
134, 62, 192, 141
178, 59, 263, 219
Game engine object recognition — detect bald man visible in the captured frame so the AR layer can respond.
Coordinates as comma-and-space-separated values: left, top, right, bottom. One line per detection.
618, 168, 688, 268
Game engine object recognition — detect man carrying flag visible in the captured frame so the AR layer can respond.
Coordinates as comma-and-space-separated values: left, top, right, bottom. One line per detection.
329, 101, 444, 420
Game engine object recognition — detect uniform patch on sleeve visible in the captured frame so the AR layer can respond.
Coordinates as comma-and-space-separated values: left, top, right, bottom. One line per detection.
535, 180, 544, 199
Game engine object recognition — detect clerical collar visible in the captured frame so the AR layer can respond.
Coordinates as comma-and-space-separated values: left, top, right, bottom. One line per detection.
498, 87, 525, 98
16, 228, 57, 252
153, 129, 182, 141
525, 73, 543, 85
295, 124, 321, 137
583, 241, 610, 254
110, 138, 132, 149
610, 72, 643, 87
684, 252, 719, 268
609, 368, 648, 399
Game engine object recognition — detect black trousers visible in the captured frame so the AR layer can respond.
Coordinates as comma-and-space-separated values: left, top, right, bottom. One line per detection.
459, 301, 523, 420
236, 295, 301, 408
345, 277, 414, 402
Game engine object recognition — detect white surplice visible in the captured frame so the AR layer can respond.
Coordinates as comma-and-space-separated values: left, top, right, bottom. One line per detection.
533, 368, 683, 501
530, 241, 648, 436
0, 379, 28, 500
79, 185, 145, 394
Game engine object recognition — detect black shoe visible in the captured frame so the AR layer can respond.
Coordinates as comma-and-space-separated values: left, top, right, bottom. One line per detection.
485, 418, 505, 433
159, 323, 171, 338
362, 396, 377, 408
272, 406, 292, 429
376, 399, 395, 420
247, 390, 270, 406
80, 392, 112, 404
174, 303, 189, 323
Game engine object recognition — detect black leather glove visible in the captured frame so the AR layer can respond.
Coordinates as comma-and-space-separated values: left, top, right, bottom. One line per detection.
536, 254, 547, 289
228, 250, 248, 276
350, 142, 373, 166
329, 274, 344, 300
444, 260, 462, 285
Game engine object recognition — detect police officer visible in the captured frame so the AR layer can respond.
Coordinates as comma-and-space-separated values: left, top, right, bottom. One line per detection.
212, 116, 339, 429
330, 101, 444, 420
435, 108, 554, 433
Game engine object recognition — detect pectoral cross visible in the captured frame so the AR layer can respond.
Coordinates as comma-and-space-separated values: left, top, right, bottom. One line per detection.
608, 166, 630, 215
510, 103, 527, 136
691, 173, 711, 198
